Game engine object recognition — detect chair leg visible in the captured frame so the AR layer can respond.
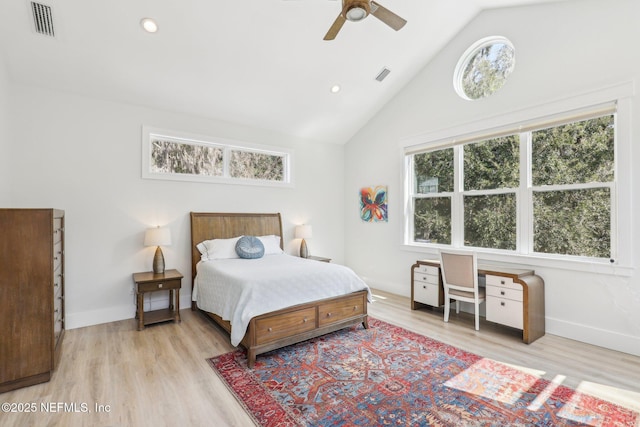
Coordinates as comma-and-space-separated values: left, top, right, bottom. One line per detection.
474, 301, 480, 331
455, 300, 460, 314
444, 298, 450, 323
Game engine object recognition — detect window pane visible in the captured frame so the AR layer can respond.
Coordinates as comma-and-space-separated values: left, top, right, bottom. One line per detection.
413, 148, 454, 194
230, 150, 284, 181
414, 198, 451, 244
534, 188, 610, 257
464, 135, 519, 190
456, 38, 516, 101
151, 139, 223, 176
532, 115, 614, 186
464, 194, 516, 250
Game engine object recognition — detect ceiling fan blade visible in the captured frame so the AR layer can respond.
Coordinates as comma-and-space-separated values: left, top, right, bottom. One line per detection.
370, 1, 407, 31
323, 13, 346, 40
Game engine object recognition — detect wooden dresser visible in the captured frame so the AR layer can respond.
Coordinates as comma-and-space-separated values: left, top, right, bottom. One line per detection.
0, 209, 65, 393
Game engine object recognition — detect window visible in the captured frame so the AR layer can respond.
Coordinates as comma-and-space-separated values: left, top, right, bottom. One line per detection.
454, 36, 516, 101
406, 109, 616, 261
142, 127, 292, 187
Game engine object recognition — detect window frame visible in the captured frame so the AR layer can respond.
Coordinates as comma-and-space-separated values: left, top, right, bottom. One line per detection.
141, 126, 294, 188
401, 83, 633, 273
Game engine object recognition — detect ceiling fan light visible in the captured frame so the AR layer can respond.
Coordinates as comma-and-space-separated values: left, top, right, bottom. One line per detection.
346, 7, 367, 22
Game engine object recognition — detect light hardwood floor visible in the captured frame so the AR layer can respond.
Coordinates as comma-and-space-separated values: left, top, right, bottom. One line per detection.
2, 289, 639, 426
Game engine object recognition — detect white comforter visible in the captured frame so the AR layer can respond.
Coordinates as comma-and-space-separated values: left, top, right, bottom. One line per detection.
192, 254, 371, 346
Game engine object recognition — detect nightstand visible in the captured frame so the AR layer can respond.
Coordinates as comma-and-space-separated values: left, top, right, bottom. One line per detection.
132, 269, 183, 331
307, 256, 331, 263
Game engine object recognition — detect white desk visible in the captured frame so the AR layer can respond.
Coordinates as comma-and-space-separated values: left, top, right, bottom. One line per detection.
411, 259, 545, 344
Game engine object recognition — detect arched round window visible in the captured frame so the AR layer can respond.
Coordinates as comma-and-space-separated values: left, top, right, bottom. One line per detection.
454, 36, 515, 101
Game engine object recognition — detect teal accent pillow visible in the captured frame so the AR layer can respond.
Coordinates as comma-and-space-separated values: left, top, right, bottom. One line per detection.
235, 236, 265, 259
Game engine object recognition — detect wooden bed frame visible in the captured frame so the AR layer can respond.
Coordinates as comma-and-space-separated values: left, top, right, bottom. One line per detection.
190, 212, 368, 368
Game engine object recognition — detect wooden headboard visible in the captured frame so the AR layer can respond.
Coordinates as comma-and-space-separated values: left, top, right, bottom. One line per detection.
189, 212, 283, 281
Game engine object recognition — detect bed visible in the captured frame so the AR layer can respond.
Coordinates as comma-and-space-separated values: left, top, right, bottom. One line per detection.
190, 212, 370, 368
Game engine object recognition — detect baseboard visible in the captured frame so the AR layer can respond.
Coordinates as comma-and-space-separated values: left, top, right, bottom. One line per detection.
365, 279, 640, 357
537, 316, 639, 357
65, 294, 193, 330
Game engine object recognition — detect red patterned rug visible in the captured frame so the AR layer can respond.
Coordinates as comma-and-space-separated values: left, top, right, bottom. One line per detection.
208, 318, 638, 426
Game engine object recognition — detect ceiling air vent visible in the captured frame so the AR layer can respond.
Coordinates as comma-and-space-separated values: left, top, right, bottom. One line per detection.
375, 67, 391, 82
30, 2, 55, 37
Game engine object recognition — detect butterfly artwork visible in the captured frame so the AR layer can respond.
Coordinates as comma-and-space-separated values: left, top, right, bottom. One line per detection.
360, 185, 388, 222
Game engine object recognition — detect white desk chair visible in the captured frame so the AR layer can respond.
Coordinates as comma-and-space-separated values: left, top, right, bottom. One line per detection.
439, 250, 485, 331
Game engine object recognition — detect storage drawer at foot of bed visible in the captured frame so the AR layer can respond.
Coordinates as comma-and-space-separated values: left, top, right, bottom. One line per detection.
254, 307, 317, 345
319, 294, 366, 327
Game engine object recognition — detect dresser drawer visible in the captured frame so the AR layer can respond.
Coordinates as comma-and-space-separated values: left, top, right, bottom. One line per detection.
53, 240, 63, 272
486, 296, 523, 329
486, 274, 521, 290
54, 270, 63, 291
414, 281, 441, 306
486, 285, 523, 301
255, 307, 316, 345
318, 294, 366, 326
137, 279, 181, 293
53, 218, 63, 243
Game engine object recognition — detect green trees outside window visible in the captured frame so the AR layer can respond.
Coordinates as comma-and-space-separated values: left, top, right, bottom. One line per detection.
408, 114, 615, 259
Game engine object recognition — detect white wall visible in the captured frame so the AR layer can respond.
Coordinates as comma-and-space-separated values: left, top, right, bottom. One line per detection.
0, 53, 10, 204
344, 0, 640, 355
8, 84, 346, 329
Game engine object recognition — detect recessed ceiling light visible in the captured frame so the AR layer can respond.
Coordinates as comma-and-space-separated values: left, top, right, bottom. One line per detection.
330, 85, 341, 93
141, 18, 158, 33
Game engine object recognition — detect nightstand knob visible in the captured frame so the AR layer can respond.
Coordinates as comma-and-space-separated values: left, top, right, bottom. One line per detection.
158, 283, 163, 288
327, 312, 332, 317
353, 306, 358, 311
267, 327, 273, 332
500, 290, 505, 295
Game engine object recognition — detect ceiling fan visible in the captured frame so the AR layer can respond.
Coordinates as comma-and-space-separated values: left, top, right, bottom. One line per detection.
323, 0, 407, 40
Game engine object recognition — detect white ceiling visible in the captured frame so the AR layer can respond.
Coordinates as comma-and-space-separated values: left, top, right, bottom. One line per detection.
0, 0, 565, 144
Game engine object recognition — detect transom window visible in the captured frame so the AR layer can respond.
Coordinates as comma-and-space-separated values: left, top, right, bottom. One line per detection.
142, 126, 292, 187
406, 108, 616, 261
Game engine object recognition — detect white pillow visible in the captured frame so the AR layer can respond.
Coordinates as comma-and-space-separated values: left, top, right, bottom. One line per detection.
197, 236, 243, 260
258, 235, 283, 255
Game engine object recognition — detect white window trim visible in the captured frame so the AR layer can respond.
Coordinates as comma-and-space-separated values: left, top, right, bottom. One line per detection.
141, 126, 294, 188
400, 82, 634, 275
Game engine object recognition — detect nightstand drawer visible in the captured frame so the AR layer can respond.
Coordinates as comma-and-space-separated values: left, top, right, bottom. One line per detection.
486, 296, 523, 329
137, 279, 181, 293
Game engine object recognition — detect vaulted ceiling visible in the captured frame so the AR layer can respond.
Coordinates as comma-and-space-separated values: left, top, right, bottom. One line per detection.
0, 0, 567, 144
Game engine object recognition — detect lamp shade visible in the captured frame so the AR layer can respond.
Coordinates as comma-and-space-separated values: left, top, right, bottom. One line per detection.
295, 225, 312, 239
144, 226, 172, 247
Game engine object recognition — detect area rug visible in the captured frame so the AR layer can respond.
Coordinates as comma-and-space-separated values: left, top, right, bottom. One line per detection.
208, 318, 638, 426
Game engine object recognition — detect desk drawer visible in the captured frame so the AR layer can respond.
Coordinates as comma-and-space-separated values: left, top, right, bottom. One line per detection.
486, 274, 521, 290
413, 280, 440, 306
415, 264, 439, 276
486, 285, 522, 302
486, 296, 523, 329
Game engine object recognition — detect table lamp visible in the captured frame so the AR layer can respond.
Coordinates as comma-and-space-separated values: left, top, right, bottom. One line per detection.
295, 225, 312, 258
144, 226, 172, 274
